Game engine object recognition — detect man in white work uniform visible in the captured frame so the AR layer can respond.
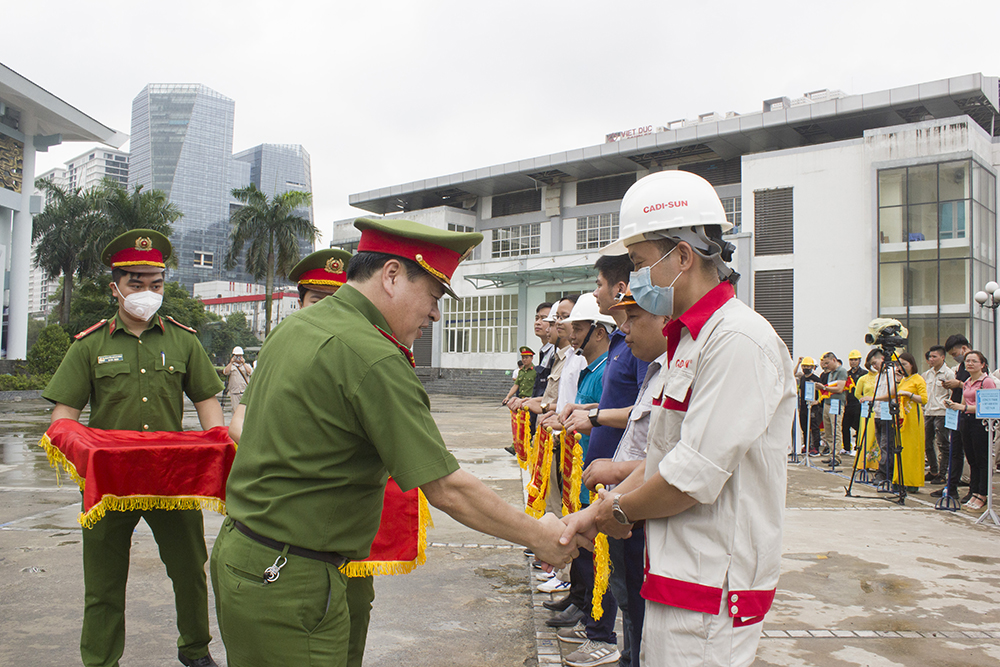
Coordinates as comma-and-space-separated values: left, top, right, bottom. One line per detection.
561, 171, 796, 667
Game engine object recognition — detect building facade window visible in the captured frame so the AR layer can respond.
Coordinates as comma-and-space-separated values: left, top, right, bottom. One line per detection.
492, 189, 541, 217
194, 251, 214, 268
442, 294, 519, 354
721, 196, 741, 233
576, 213, 619, 250
576, 174, 636, 206
877, 160, 997, 358
753, 269, 793, 352
753, 188, 793, 255
492, 223, 541, 258
448, 223, 474, 233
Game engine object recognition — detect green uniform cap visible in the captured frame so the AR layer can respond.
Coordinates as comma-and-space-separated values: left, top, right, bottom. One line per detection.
353, 217, 483, 298
101, 228, 172, 274
519, 346, 534, 356
289, 248, 353, 294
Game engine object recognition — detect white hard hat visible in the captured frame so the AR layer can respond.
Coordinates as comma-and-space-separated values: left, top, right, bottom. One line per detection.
562, 293, 616, 331
233, 346, 244, 355
600, 170, 732, 256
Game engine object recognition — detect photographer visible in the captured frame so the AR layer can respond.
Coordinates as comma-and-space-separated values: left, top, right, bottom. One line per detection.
222, 347, 253, 415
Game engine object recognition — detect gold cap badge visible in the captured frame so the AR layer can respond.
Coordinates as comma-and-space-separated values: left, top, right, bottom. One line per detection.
135, 237, 153, 251
325, 257, 344, 274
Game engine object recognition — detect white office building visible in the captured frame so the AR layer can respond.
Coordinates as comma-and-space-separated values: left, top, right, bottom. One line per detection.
194, 280, 299, 338
336, 74, 1000, 374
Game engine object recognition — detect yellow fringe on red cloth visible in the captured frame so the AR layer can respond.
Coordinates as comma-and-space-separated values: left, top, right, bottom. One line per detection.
589, 485, 611, 621
522, 409, 534, 470
38, 433, 229, 529
38, 433, 85, 489
567, 432, 583, 515
340, 490, 434, 578
525, 428, 553, 518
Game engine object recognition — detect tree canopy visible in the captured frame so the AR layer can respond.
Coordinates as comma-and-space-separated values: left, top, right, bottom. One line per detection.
224, 184, 318, 336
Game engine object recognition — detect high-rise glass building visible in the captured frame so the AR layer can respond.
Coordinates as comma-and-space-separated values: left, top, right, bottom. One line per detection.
128, 84, 248, 289
233, 143, 315, 259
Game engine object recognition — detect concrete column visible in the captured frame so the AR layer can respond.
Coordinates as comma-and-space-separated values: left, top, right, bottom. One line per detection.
7, 116, 36, 359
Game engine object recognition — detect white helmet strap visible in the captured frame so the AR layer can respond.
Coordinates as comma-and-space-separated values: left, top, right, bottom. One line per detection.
648, 226, 739, 284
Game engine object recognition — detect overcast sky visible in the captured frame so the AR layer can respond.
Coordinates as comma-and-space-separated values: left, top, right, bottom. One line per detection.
6, 0, 999, 245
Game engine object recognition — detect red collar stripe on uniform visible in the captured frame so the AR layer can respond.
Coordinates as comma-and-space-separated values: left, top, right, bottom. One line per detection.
110, 247, 166, 269
358, 228, 461, 284
374, 326, 416, 368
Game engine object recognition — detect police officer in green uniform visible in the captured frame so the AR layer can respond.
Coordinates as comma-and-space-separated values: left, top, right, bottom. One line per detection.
212, 218, 586, 666
503, 346, 537, 405
43, 230, 225, 667
231, 246, 377, 667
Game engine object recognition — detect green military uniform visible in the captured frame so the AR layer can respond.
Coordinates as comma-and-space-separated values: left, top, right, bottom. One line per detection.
515, 346, 536, 398
212, 218, 482, 666
42, 230, 224, 667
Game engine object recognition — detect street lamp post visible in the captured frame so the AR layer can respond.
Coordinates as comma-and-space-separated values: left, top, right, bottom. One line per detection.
972, 281, 1000, 526
974, 280, 1000, 361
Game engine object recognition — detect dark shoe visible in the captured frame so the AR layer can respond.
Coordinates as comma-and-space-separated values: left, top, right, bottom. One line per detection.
547, 604, 585, 627
179, 652, 219, 667
930, 489, 945, 498
925, 474, 944, 484
543, 595, 574, 612
504, 445, 516, 456
822, 457, 841, 465
960, 492, 975, 504
523, 548, 535, 558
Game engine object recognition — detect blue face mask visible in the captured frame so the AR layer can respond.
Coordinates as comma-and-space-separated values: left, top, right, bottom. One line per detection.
629, 247, 681, 317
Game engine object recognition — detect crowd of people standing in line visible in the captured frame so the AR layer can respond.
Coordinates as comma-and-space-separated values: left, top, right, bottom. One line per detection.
794, 334, 996, 511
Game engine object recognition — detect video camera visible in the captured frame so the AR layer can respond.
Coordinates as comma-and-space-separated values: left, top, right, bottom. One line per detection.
864, 318, 908, 351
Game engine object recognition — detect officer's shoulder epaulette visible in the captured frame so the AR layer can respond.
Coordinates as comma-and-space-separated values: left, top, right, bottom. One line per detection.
74, 319, 108, 340
164, 315, 198, 334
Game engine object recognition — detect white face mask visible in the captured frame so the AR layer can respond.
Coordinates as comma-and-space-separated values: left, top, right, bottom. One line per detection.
114, 284, 163, 321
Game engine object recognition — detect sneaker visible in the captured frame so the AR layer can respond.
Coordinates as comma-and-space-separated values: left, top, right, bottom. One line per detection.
564, 639, 621, 666
536, 571, 555, 581
504, 445, 516, 456
546, 604, 584, 627
537, 577, 570, 593
556, 621, 588, 644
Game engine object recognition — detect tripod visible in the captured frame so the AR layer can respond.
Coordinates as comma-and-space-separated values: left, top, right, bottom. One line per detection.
845, 401, 877, 496
844, 348, 907, 505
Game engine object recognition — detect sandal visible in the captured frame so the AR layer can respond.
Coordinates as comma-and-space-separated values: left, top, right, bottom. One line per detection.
965, 495, 986, 511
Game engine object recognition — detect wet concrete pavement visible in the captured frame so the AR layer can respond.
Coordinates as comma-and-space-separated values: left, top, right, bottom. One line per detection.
1, 395, 999, 666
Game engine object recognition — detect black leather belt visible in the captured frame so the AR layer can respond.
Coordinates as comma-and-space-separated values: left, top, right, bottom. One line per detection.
230, 519, 349, 568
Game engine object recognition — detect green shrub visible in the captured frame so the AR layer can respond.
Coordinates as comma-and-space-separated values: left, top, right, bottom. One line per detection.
27, 325, 71, 375
0, 373, 52, 391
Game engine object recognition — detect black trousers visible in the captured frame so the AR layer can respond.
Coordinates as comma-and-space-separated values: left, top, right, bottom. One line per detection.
959, 415, 990, 496
946, 422, 967, 497
842, 401, 861, 451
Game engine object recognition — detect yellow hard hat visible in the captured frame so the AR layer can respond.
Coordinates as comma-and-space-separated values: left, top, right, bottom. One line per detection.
801, 357, 816, 367
848, 349, 863, 360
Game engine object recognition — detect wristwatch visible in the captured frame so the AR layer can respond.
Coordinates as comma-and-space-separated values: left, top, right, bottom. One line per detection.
611, 494, 631, 525
540, 402, 550, 413
588, 407, 601, 427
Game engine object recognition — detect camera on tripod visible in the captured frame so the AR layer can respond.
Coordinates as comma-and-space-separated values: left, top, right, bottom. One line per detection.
864, 318, 909, 351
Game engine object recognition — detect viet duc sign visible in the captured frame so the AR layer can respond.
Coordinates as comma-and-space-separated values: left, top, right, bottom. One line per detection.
605, 126, 658, 143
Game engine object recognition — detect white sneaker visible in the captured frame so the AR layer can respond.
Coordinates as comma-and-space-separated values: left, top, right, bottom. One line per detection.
537, 577, 570, 593
535, 571, 555, 582
564, 639, 621, 666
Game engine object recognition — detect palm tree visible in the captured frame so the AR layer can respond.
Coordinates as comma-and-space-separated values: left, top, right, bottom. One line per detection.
224, 184, 318, 336
31, 179, 103, 325
94, 181, 181, 265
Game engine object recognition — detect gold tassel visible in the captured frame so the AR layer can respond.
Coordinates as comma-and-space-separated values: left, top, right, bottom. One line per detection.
590, 483, 611, 621
592, 533, 611, 620
524, 409, 535, 471
340, 490, 434, 578
568, 432, 583, 514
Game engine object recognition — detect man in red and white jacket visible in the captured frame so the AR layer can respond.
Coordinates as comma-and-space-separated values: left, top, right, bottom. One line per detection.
561, 171, 796, 666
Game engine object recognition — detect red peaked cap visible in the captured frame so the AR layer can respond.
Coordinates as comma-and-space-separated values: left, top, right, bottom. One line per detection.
353, 218, 483, 297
